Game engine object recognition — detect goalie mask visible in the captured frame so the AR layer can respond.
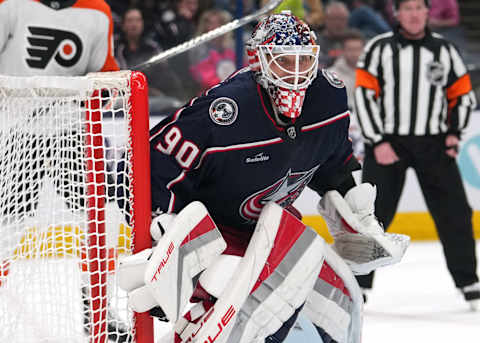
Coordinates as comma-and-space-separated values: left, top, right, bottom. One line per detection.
246, 12, 319, 119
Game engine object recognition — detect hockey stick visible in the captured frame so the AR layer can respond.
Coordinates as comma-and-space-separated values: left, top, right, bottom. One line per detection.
135, 0, 283, 70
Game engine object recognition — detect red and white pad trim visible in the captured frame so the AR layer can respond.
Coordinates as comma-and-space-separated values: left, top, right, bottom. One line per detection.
304, 243, 363, 343
229, 215, 326, 342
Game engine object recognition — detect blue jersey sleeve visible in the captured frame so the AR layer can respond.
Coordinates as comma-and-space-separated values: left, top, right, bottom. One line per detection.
149, 95, 214, 214
308, 79, 361, 195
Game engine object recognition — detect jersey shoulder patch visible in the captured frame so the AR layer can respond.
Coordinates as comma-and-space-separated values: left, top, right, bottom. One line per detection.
209, 97, 238, 126
321, 69, 345, 89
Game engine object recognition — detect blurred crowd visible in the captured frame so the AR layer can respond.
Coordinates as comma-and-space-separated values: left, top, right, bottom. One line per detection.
106, 0, 466, 115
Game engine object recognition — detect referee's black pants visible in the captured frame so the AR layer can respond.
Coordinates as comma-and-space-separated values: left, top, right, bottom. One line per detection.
357, 135, 478, 289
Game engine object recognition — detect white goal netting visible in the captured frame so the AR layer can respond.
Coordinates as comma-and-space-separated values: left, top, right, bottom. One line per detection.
0, 71, 152, 343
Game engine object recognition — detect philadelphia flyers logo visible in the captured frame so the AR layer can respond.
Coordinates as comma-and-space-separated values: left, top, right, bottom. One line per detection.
26, 27, 83, 69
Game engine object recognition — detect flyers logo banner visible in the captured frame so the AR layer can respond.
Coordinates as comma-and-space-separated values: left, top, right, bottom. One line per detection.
26, 27, 83, 69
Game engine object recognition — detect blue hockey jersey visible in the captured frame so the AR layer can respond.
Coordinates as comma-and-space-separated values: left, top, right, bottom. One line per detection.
149, 68, 358, 231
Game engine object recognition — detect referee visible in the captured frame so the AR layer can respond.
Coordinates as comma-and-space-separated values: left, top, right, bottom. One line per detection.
354, 0, 479, 309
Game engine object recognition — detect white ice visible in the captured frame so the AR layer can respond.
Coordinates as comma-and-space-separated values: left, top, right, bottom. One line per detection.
283, 240, 480, 343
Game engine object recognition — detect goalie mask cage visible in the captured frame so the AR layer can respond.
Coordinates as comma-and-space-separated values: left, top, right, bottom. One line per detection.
0, 71, 154, 343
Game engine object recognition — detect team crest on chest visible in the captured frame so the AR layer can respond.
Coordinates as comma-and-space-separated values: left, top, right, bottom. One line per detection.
239, 165, 320, 222
209, 97, 238, 126
426, 61, 445, 86
322, 69, 344, 88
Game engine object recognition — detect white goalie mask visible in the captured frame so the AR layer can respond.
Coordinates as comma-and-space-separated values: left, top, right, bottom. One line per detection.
247, 12, 319, 119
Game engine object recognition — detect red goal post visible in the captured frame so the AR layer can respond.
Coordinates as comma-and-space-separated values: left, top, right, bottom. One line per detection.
0, 71, 153, 343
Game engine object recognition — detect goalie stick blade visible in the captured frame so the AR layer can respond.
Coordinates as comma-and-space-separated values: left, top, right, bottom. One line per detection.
136, 0, 283, 69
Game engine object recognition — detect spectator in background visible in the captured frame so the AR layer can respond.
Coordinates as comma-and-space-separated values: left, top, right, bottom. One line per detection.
189, 9, 237, 92
138, 0, 164, 40
316, 1, 350, 68
155, 0, 201, 100
428, 0, 465, 47
105, 0, 130, 33
214, 0, 258, 17
262, 0, 325, 30
374, 0, 397, 26
156, 0, 199, 49
349, 0, 390, 38
304, 0, 325, 30
198, 0, 215, 15
429, 0, 459, 31
329, 29, 366, 160
115, 8, 182, 99
330, 29, 365, 110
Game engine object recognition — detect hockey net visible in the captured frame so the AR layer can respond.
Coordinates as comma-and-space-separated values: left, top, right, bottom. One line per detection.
0, 71, 153, 343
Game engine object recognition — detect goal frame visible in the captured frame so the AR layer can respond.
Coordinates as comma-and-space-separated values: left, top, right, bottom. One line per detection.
0, 70, 154, 343
86, 71, 154, 343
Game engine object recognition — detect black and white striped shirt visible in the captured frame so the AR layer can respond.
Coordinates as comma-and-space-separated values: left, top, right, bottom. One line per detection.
354, 28, 477, 146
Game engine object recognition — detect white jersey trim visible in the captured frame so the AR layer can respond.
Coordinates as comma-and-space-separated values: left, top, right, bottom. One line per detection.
301, 111, 349, 132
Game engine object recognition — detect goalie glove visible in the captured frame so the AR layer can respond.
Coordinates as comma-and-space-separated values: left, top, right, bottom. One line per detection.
317, 183, 410, 275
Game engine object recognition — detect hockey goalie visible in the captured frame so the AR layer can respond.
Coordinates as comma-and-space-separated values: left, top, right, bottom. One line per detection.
117, 11, 409, 343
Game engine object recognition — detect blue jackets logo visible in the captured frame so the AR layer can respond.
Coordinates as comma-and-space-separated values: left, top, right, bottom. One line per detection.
239, 166, 319, 222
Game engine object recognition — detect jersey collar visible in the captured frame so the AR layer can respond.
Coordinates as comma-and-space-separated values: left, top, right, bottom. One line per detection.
39, 0, 78, 10
256, 84, 303, 142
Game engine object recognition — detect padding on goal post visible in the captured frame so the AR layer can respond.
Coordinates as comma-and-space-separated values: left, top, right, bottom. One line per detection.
0, 71, 153, 343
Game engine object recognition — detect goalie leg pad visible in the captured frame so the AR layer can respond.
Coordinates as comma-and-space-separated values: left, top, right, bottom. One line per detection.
118, 201, 226, 322
164, 202, 327, 343
304, 243, 363, 343
230, 224, 326, 343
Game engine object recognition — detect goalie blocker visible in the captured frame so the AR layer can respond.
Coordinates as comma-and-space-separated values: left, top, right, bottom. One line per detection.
119, 201, 363, 343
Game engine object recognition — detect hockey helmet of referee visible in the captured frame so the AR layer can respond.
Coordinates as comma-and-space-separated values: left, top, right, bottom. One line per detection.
246, 11, 319, 119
